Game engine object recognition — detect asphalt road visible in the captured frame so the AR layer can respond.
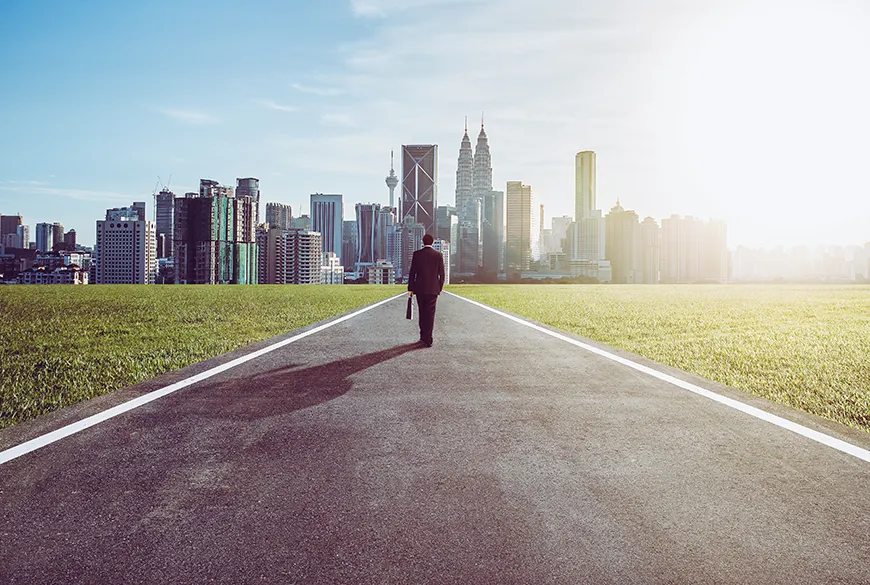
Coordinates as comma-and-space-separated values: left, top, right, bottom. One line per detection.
2, 292, 869, 584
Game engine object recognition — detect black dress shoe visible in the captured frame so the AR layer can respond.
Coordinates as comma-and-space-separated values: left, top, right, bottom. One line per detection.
424, 338, 433, 347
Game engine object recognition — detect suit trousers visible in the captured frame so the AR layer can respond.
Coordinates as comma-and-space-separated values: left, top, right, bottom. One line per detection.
415, 294, 438, 342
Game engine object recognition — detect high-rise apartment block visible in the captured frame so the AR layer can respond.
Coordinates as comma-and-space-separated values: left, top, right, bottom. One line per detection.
639, 217, 661, 284
401, 144, 437, 236
257, 226, 322, 284
235, 178, 260, 226
660, 215, 728, 283
368, 260, 396, 284
155, 188, 175, 258
173, 180, 258, 284
505, 181, 532, 271
94, 204, 157, 284
266, 202, 293, 230
604, 202, 641, 284
310, 193, 343, 264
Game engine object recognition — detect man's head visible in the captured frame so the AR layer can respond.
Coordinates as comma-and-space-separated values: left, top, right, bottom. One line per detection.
422, 233, 434, 246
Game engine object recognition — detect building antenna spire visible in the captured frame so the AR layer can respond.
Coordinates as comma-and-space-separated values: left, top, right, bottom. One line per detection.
390, 149, 394, 171
481, 111, 484, 129
465, 116, 468, 133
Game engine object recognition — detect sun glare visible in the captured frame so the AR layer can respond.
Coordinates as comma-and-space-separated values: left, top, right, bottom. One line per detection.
648, 0, 870, 244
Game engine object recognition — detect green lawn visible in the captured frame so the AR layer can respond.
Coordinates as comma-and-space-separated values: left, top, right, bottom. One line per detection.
0, 285, 404, 428
449, 284, 870, 433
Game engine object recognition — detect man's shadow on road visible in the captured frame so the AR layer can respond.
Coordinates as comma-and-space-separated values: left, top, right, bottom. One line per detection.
184, 342, 424, 421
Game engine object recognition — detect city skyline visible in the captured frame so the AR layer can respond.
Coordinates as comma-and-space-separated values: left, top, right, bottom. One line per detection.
2, 0, 870, 249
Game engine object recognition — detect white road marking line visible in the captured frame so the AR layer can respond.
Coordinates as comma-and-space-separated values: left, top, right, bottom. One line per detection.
448, 292, 870, 464
0, 293, 406, 466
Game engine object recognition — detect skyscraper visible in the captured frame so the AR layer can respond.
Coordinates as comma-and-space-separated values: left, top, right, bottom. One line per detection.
385, 151, 399, 209
94, 204, 157, 284
155, 187, 175, 258
310, 193, 343, 263
455, 122, 478, 275
481, 190, 503, 273
401, 144, 437, 235
505, 181, 532, 271
266, 202, 293, 230
235, 177, 260, 227
356, 202, 379, 266
342, 220, 357, 272
35, 223, 53, 253
472, 118, 493, 206
51, 222, 64, 251
455, 122, 474, 224
575, 151, 596, 220
17, 225, 30, 249
173, 180, 258, 284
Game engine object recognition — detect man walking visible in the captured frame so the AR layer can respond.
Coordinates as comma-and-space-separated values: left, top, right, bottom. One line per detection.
407, 233, 445, 347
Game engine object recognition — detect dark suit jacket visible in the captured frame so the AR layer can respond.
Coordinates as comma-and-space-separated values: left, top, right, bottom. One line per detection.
407, 246, 445, 295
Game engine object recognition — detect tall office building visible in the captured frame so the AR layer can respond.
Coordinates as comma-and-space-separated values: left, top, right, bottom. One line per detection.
235, 177, 260, 228
505, 181, 532, 271
551, 216, 573, 253
310, 193, 343, 263
173, 181, 258, 284
51, 222, 64, 250
155, 188, 175, 258
356, 203, 379, 267
604, 201, 641, 284
455, 122, 474, 224
341, 220, 358, 272
17, 225, 30, 249
265, 202, 292, 230
0, 215, 23, 246
575, 151, 596, 220
35, 223, 54, 252
481, 190, 504, 273
385, 151, 399, 209
472, 118, 493, 207
401, 144, 437, 235
94, 204, 157, 284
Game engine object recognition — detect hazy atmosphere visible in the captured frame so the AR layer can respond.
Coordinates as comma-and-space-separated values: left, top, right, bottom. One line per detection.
2, 0, 869, 248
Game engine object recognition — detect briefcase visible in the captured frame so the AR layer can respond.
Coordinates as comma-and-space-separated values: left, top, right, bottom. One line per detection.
406, 296, 413, 320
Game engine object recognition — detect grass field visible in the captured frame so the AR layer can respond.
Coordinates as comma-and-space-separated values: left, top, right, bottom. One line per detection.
451, 284, 870, 433
0, 285, 403, 428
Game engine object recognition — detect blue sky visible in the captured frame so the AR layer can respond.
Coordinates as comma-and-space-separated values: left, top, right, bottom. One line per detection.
2, 0, 869, 248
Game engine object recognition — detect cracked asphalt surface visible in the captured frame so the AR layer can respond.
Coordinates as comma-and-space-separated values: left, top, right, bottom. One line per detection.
2, 292, 869, 584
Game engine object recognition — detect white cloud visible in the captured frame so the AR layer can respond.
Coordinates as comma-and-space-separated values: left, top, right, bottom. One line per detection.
157, 108, 220, 125
254, 99, 297, 112
291, 83, 345, 96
